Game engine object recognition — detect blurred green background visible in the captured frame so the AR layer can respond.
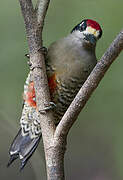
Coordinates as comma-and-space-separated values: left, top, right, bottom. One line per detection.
0, 0, 123, 179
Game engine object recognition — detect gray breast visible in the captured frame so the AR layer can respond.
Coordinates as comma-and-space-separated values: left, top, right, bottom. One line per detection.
47, 36, 97, 124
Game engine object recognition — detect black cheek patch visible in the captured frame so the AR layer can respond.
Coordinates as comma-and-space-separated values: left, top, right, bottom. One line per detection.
98, 29, 102, 39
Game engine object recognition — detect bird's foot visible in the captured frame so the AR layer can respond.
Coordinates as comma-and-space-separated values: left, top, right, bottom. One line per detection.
25, 54, 42, 70
39, 46, 48, 56
25, 53, 30, 59
39, 102, 56, 114
25, 47, 47, 69
25, 53, 32, 67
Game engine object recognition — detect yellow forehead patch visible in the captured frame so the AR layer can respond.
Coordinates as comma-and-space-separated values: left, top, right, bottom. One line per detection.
86, 26, 99, 37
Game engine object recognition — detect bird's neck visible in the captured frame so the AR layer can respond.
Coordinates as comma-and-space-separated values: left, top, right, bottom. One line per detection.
67, 31, 96, 51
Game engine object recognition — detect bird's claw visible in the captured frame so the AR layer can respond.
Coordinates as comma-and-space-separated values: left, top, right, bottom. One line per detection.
25, 46, 47, 59
25, 53, 32, 67
39, 46, 48, 56
39, 102, 56, 114
25, 54, 30, 59
25, 46, 47, 68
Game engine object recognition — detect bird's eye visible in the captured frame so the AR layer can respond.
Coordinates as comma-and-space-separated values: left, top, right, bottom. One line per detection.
79, 21, 87, 32
71, 20, 87, 33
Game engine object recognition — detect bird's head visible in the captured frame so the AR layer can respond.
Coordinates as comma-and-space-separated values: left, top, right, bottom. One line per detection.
71, 19, 102, 46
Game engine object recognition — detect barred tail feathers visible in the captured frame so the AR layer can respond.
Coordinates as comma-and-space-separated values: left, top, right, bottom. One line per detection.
7, 129, 41, 170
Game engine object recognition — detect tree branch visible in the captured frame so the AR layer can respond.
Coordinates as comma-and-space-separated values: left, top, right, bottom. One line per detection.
55, 30, 123, 139
19, 0, 38, 53
19, 0, 57, 178
19, 0, 34, 24
36, 0, 50, 28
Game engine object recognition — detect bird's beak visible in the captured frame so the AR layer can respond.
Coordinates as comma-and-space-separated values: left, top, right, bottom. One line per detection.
84, 34, 97, 45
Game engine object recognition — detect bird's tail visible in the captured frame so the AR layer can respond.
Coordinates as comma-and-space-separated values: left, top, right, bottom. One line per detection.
7, 129, 41, 170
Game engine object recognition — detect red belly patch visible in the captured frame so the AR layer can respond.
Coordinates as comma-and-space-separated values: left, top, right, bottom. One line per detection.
48, 73, 57, 95
24, 73, 57, 107
25, 82, 36, 107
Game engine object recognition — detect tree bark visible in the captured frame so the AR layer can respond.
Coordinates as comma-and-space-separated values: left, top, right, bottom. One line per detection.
45, 139, 66, 180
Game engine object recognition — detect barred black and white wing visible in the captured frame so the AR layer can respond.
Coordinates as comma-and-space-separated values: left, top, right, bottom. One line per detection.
8, 72, 42, 170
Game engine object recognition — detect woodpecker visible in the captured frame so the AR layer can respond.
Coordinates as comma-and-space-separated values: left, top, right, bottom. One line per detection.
8, 19, 102, 170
